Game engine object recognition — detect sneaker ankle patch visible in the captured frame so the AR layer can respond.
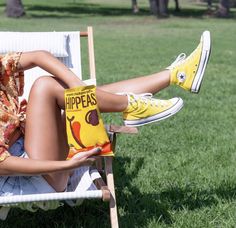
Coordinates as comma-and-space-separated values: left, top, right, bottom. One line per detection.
177, 72, 186, 83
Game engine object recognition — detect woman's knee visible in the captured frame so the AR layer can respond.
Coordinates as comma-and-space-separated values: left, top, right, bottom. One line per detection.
30, 76, 65, 99
30, 76, 56, 96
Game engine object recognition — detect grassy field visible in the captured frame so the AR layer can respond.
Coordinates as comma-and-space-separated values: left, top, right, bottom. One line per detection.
0, 0, 236, 227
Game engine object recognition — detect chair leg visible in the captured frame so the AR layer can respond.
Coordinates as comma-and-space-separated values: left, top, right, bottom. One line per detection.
95, 157, 104, 174
105, 156, 119, 228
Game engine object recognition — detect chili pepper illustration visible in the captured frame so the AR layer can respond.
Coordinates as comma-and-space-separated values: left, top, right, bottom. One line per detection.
67, 116, 86, 148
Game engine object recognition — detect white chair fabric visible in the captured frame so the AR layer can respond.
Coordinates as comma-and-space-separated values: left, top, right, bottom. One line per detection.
0, 31, 96, 100
22, 32, 82, 100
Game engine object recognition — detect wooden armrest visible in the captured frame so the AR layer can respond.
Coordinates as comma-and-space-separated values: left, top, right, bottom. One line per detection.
107, 125, 138, 134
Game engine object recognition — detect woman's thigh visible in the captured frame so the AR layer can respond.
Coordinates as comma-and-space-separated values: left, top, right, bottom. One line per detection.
24, 76, 69, 191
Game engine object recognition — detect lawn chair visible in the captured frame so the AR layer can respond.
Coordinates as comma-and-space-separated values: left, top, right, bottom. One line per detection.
0, 27, 138, 228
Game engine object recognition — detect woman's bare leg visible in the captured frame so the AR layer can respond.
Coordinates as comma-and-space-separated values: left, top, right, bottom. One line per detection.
24, 76, 131, 192
19, 51, 170, 100
98, 70, 170, 94
22, 52, 175, 189
24, 77, 70, 192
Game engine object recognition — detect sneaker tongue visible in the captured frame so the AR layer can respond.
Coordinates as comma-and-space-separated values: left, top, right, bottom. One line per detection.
166, 53, 186, 70
125, 93, 156, 113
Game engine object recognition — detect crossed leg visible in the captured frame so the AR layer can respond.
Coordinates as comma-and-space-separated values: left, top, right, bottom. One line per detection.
23, 30, 211, 191
99, 70, 170, 94
24, 70, 171, 191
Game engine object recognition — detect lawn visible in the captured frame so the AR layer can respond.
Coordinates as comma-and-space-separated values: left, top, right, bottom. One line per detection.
0, 0, 236, 227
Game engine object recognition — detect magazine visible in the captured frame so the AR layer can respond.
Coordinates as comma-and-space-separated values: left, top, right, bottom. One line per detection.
65, 85, 114, 159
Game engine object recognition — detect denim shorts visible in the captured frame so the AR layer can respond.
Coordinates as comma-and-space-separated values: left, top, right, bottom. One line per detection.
0, 137, 56, 197
0, 138, 96, 215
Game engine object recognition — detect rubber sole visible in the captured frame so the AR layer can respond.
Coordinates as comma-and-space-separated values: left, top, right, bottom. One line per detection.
124, 98, 184, 127
191, 30, 211, 93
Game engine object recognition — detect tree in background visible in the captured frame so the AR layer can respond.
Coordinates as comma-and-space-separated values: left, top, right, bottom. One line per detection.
132, 0, 139, 13
149, 0, 180, 17
207, 0, 231, 17
216, 0, 230, 17
149, 0, 167, 16
6, 0, 25, 18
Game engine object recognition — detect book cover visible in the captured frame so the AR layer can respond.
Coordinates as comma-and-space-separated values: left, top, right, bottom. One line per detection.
65, 85, 114, 159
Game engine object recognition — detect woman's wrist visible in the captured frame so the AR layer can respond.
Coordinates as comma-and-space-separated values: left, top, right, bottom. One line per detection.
63, 158, 80, 171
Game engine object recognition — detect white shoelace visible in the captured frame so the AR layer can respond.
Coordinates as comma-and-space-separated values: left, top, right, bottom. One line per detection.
128, 93, 167, 108
166, 53, 186, 69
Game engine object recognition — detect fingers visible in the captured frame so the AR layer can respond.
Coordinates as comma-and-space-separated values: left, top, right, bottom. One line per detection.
72, 147, 101, 160
69, 155, 99, 169
85, 147, 102, 157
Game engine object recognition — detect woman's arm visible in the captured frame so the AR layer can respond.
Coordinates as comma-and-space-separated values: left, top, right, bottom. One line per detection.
0, 148, 100, 176
18, 51, 85, 88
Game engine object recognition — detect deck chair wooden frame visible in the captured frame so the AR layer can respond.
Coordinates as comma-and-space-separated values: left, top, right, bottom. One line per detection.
0, 27, 138, 228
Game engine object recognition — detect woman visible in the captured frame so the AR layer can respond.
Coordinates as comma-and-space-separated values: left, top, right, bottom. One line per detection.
0, 31, 211, 194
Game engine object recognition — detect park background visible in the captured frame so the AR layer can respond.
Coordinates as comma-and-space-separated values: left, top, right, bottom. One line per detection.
0, 0, 236, 227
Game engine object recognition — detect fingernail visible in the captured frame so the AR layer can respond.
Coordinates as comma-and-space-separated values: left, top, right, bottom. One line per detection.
96, 147, 102, 152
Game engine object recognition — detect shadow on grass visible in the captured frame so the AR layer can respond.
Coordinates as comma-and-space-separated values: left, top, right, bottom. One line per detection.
169, 7, 236, 19
25, 3, 150, 18
24, 2, 236, 19
3, 156, 236, 228
169, 7, 209, 18
114, 157, 173, 227
4, 201, 111, 228
115, 156, 236, 227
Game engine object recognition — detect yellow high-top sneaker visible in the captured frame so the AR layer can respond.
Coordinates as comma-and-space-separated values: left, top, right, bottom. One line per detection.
167, 31, 211, 93
123, 93, 183, 127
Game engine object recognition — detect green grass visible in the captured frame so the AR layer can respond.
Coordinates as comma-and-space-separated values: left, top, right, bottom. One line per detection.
0, 0, 236, 227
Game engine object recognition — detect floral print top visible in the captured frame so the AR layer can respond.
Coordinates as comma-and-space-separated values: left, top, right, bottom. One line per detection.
0, 52, 26, 161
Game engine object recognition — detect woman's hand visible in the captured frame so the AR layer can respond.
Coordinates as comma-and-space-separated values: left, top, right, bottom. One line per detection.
0, 147, 101, 176
67, 147, 101, 169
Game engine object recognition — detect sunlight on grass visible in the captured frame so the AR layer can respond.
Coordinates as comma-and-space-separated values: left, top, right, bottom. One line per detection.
0, 0, 235, 227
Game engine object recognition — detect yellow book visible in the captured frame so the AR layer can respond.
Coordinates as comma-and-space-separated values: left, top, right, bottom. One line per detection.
65, 85, 114, 159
